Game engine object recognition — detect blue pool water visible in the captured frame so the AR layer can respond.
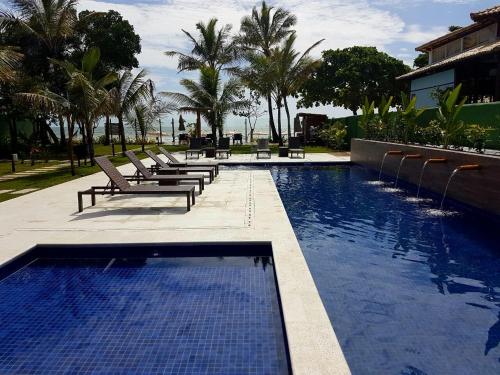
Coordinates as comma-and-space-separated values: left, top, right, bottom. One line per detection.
271, 165, 500, 375
0, 256, 289, 375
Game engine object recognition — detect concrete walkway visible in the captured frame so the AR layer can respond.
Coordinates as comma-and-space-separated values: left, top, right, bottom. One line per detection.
180, 151, 350, 164
0, 153, 351, 375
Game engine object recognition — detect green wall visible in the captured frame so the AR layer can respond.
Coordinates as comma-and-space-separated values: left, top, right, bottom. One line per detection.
335, 101, 500, 150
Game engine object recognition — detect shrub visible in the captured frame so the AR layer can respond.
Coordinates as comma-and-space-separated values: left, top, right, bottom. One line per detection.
434, 84, 467, 149
415, 120, 443, 146
95, 135, 108, 145
319, 121, 348, 150
464, 124, 492, 153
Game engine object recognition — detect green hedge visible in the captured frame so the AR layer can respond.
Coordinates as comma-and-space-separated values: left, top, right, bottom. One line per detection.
336, 101, 500, 150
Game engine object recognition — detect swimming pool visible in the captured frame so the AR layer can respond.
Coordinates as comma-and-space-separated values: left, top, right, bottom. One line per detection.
0, 244, 290, 375
272, 165, 500, 375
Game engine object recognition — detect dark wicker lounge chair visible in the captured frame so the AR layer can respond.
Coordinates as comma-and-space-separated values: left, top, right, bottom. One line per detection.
289, 137, 305, 159
215, 137, 232, 159
158, 147, 219, 175
256, 139, 271, 159
145, 150, 215, 183
77, 157, 195, 212
185, 137, 204, 159
124, 151, 204, 194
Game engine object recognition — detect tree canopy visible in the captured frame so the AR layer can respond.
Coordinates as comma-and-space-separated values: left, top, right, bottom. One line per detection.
297, 46, 411, 115
413, 52, 428, 69
72, 10, 141, 76
165, 18, 236, 72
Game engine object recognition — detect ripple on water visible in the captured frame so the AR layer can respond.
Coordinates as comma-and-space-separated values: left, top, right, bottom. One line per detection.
378, 187, 403, 193
422, 208, 460, 217
404, 197, 434, 204
365, 181, 385, 186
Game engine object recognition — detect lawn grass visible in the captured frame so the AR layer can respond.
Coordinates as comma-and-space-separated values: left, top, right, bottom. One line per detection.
0, 151, 148, 203
0, 160, 65, 177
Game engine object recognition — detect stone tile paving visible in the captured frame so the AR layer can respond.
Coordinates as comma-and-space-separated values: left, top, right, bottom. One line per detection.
0, 156, 352, 375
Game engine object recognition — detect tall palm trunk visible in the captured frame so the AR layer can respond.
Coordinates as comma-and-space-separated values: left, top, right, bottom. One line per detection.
79, 122, 86, 146
66, 114, 76, 176
58, 114, 66, 146
218, 113, 225, 139
267, 94, 279, 142
284, 96, 292, 142
209, 112, 217, 145
85, 122, 95, 166
276, 97, 283, 146
104, 115, 110, 145
9, 116, 18, 153
118, 114, 127, 155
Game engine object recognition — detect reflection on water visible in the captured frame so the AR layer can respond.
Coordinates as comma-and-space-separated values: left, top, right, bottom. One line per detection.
272, 165, 500, 375
365, 180, 385, 186
404, 197, 434, 204
378, 187, 404, 193
422, 208, 461, 217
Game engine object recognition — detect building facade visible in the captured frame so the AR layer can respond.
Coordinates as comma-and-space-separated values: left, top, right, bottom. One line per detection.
398, 6, 500, 108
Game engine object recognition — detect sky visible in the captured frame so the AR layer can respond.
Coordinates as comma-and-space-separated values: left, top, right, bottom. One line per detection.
3, 0, 499, 133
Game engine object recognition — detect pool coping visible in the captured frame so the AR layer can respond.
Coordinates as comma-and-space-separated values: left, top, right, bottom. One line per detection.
0, 159, 352, 375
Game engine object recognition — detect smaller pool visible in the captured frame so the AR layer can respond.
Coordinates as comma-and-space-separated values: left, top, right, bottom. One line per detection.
0, 244, 290, 375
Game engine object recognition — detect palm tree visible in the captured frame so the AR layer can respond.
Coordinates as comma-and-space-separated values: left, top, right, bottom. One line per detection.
0, 45, 22, 83
236, 52, 279, 141
3, 0, 77, 55
2, 0, 80, 145
165, 18, 236, 72
18, 47, 117, 167
109, 69, 153, 154
273, 33, 323, 141
126, 96, 175, 152
237, 1, 296, 142
162, 66, 246, 140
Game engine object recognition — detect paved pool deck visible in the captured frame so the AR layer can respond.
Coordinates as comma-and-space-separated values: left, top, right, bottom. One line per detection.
0, 152, 351, 375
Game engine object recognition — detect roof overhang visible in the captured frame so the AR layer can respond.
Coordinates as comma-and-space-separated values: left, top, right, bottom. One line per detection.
471, 5, 500, 23
398, 39, 500, 81
416, 22, 491, 52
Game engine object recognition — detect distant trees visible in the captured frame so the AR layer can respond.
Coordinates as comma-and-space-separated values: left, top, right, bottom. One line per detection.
414, 53, 428, 69
0, 0, 143, 161
165, 18, 237, 72
161, 67, 246, 139
298, 47, 411, 115
109, 69, 153, 155
237, 1, 296, 143
273, 34, 322, 144
233, 90, 266, 143
18, 48, 118, 171
72, 10, 141, 76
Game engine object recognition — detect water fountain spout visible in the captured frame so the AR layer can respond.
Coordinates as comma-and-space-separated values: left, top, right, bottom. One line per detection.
456, 164, 481, 171
395, 154, 422, 187
416, 158, 447, 198
378, 150, 404, 181
440, 164, 481, 210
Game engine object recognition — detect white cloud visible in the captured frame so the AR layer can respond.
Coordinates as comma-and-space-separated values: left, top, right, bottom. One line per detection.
79, 0, 409, 66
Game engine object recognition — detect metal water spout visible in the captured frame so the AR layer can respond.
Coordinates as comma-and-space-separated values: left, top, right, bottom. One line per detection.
417, 158, 447, 198
395, 154, 422, 187
379, 151, 404, 181
440, 164, 481, 210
